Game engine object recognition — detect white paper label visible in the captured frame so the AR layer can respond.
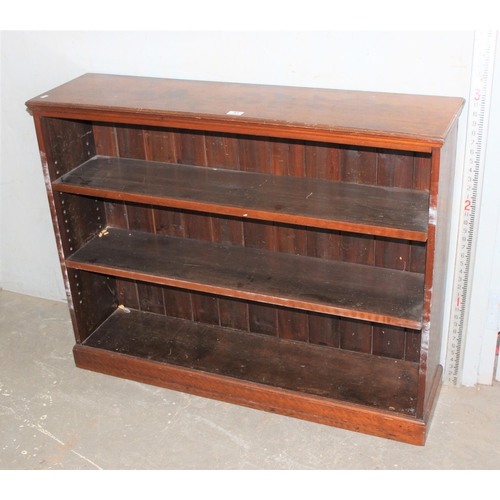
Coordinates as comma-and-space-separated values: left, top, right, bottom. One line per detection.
227, 110, 244, 116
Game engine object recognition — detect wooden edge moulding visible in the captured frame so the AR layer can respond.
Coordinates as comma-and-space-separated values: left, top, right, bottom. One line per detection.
26, 74, 464, 445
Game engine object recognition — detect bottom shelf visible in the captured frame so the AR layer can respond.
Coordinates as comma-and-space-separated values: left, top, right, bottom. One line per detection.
74, 308, 433, 445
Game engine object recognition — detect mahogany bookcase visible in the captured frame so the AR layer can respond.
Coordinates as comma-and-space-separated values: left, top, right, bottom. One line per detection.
26, 74, 464, 445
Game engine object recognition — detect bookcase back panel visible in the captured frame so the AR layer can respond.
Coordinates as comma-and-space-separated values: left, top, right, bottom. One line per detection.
102, 276, 419, 361
40, 117, 427, 359
59, 120, 423, 359
90, 122, 429, 269
91, 122, 432, 186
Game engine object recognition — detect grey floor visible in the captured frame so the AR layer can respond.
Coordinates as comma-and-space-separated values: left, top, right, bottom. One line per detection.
1, 289, 500, 470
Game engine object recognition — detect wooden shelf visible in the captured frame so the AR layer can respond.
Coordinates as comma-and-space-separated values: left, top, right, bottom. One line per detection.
66, 227, 424, 329
53, 155, 430, 242
77, 308, 419, 415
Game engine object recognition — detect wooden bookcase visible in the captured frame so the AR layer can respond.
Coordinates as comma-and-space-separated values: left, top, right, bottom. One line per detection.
26, 74, 464, 445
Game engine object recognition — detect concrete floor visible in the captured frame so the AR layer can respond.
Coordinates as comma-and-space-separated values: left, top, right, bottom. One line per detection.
1, 288, 500, 470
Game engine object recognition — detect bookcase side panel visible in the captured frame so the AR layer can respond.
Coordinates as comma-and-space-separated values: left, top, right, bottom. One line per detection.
424, 123, 460, 419
36, 116, 118, 343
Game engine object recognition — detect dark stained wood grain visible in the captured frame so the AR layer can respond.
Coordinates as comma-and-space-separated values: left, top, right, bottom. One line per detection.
372, 325, 406, 360
308, 312, 340, 348
373, 151, 415, 358
92, 122, 139, 309
114, 124, 167, 316
204, 133, 249, 331
304, 142, 342, 347
52, 155, 430, 241
270, 139, 309, 341
74, 341, 426, 444
41, 117, 96, 180
66, 269, 118, 344
26, 74, 465, 151
405, 329, 422, 363
237, 136, 278, 336
172, 130, 221, 327
337, 147, 377, 352
54, 192, 104, 257
37, 116, 117, 344
65, 227, 425, 329
92, 122, 127, 231
81, 308, 419, 415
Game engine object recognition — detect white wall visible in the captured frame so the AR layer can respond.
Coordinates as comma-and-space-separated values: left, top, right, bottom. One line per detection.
1, 30, 497, 384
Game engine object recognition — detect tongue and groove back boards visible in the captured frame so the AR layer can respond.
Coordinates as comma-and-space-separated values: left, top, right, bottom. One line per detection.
65, 124, 428, 355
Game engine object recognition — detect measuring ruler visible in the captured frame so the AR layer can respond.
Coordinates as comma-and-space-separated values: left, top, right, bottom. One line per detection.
444, 30, 497, 387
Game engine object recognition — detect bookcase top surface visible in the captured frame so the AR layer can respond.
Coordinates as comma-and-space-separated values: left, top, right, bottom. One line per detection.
26, 73, 464, 148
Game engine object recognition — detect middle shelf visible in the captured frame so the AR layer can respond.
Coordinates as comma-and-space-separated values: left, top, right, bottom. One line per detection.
66, 227, 425, 329
52, 155, 430, 242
